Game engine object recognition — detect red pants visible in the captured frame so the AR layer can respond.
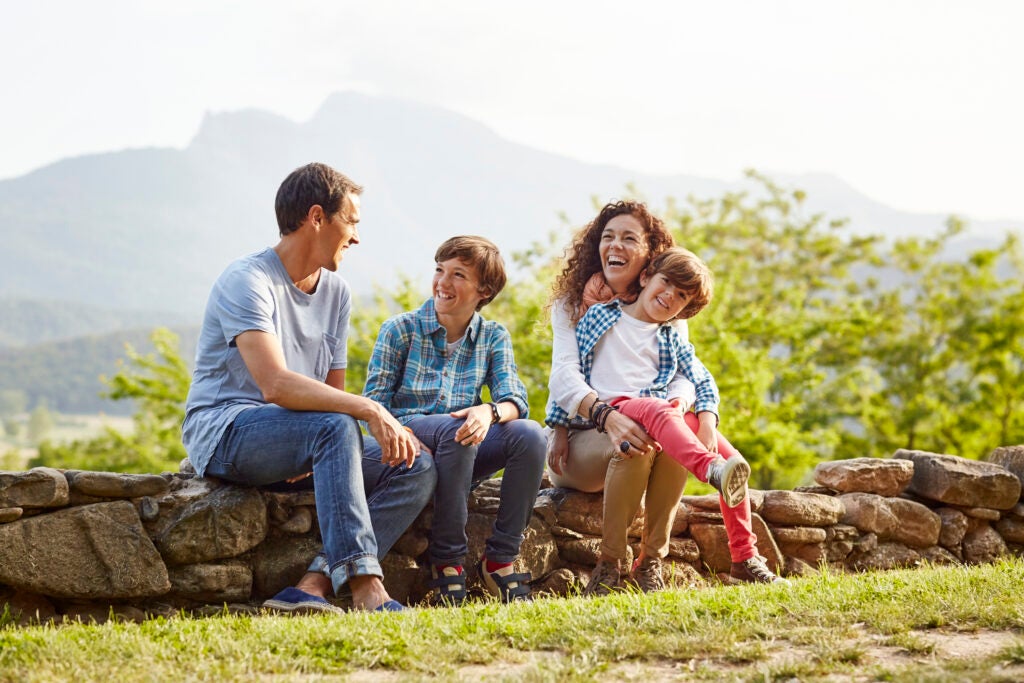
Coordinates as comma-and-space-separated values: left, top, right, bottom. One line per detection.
610, 396, 757, 563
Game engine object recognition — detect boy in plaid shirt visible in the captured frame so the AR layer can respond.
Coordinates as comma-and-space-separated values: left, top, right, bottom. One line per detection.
364, 236, 545, 605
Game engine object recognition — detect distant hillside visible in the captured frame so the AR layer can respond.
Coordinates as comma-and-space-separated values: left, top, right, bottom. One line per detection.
0, 327, 199, 415
0, 298, 192, 348
2, 92, 1020, 316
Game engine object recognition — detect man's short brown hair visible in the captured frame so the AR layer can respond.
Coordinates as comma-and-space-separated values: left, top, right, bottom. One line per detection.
435, 236, 507, 310
645, 247, 713, 319
275, 162, 363, 236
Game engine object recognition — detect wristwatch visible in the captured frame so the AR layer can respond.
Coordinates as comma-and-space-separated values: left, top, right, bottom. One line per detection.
488, 402, 501, 425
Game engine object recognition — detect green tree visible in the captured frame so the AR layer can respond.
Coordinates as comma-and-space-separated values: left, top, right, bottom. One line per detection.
32, 328, 189, 473
850, 225, 1024, 459
0, 448, 23, 470
27, 401, 55, 444
483, 231, 564, 420
346, 275, 425, 395
659, 173, 882, 488
24, 177, 1023, 486
970, 234, 1024, 451
346, 236, 562, 423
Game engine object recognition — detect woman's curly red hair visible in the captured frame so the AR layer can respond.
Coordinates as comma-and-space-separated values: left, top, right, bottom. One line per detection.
549, 200, 675, 323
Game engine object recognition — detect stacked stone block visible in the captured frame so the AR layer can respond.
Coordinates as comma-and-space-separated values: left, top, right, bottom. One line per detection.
1, 445, 1022, 625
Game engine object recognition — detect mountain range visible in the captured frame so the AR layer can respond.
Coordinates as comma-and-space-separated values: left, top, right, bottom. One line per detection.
1, 91, 1021, 322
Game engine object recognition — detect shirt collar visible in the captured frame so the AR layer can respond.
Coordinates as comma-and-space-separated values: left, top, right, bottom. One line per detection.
416, 298, 483, 343
608, 298, 677, 331
589, 298, 676, 345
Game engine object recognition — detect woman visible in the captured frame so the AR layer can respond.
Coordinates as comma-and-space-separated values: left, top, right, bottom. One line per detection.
545, 200, 785, 595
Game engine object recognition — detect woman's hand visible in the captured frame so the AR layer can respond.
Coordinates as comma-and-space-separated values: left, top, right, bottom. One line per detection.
696, 411, 718, 454
547, 426, 569, 475
451, 404, 494, 446
604, 409, 660, 458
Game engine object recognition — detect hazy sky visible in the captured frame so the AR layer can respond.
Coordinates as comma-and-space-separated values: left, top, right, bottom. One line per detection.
4, 1, 1022, 220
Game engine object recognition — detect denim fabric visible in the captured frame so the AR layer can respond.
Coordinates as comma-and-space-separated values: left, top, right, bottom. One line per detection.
405, 414, 545, 565
205, 405, 435, 594
183, 248, 352, 476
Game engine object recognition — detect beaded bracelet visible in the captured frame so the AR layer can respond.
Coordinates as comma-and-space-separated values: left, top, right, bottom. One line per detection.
591, 401, 618, 433
598, 403, 618, 432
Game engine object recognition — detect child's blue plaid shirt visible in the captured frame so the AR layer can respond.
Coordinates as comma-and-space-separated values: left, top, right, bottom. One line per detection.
545, 299, 719, 427
364, 298, 530, 422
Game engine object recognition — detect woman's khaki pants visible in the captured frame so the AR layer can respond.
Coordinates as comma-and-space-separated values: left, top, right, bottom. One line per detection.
547, 427, 688, 561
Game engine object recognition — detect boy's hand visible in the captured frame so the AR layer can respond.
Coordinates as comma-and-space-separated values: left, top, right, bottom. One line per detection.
451, 404, 493, 446
547, 426, 569, 475
696, 411, 718, 453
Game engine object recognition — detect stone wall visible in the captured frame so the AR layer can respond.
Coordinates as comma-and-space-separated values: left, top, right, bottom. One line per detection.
2, 446, 1022, 625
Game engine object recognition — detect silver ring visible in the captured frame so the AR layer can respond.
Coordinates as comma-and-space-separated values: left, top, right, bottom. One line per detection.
619, 441, 631, 454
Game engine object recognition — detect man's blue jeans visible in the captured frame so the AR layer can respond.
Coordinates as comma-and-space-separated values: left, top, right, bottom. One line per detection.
405, 414, 545, 566
205, 405, 436, 594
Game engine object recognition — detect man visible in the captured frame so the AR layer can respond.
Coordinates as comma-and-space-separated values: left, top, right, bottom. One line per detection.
182, 162, 435, 613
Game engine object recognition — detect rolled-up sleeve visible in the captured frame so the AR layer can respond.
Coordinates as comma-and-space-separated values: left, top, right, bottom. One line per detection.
666, 318, 696, 407
485, 324, 530, 419
674, 339, 720, 417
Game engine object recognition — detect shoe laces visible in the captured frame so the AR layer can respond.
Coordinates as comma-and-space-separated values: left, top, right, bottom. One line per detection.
743, 556, 776, 582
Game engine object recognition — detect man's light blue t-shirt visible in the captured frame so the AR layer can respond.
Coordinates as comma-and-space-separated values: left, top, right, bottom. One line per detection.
182, 247, 351, 476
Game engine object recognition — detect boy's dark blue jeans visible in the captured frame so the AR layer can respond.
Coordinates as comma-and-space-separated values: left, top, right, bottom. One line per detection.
405, 414, 546, 566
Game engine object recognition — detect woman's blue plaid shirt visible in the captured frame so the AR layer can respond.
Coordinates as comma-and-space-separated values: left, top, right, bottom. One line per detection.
545, 299, 719, 427
363, 298, 530, 421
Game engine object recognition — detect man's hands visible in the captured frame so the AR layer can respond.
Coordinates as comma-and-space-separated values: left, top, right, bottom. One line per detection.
365, 403, 419, 467
451, 404, 494, 446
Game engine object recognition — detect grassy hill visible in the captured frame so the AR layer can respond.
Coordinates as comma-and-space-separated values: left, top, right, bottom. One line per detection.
0, 326, 198, 415
0, 298, 192, 349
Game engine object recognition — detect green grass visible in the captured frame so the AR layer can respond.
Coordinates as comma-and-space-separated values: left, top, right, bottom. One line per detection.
3, 558, 1024, 682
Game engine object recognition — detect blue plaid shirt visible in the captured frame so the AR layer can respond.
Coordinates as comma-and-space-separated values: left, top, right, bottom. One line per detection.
364, 298, 530, 421
545, 299, 719, 427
